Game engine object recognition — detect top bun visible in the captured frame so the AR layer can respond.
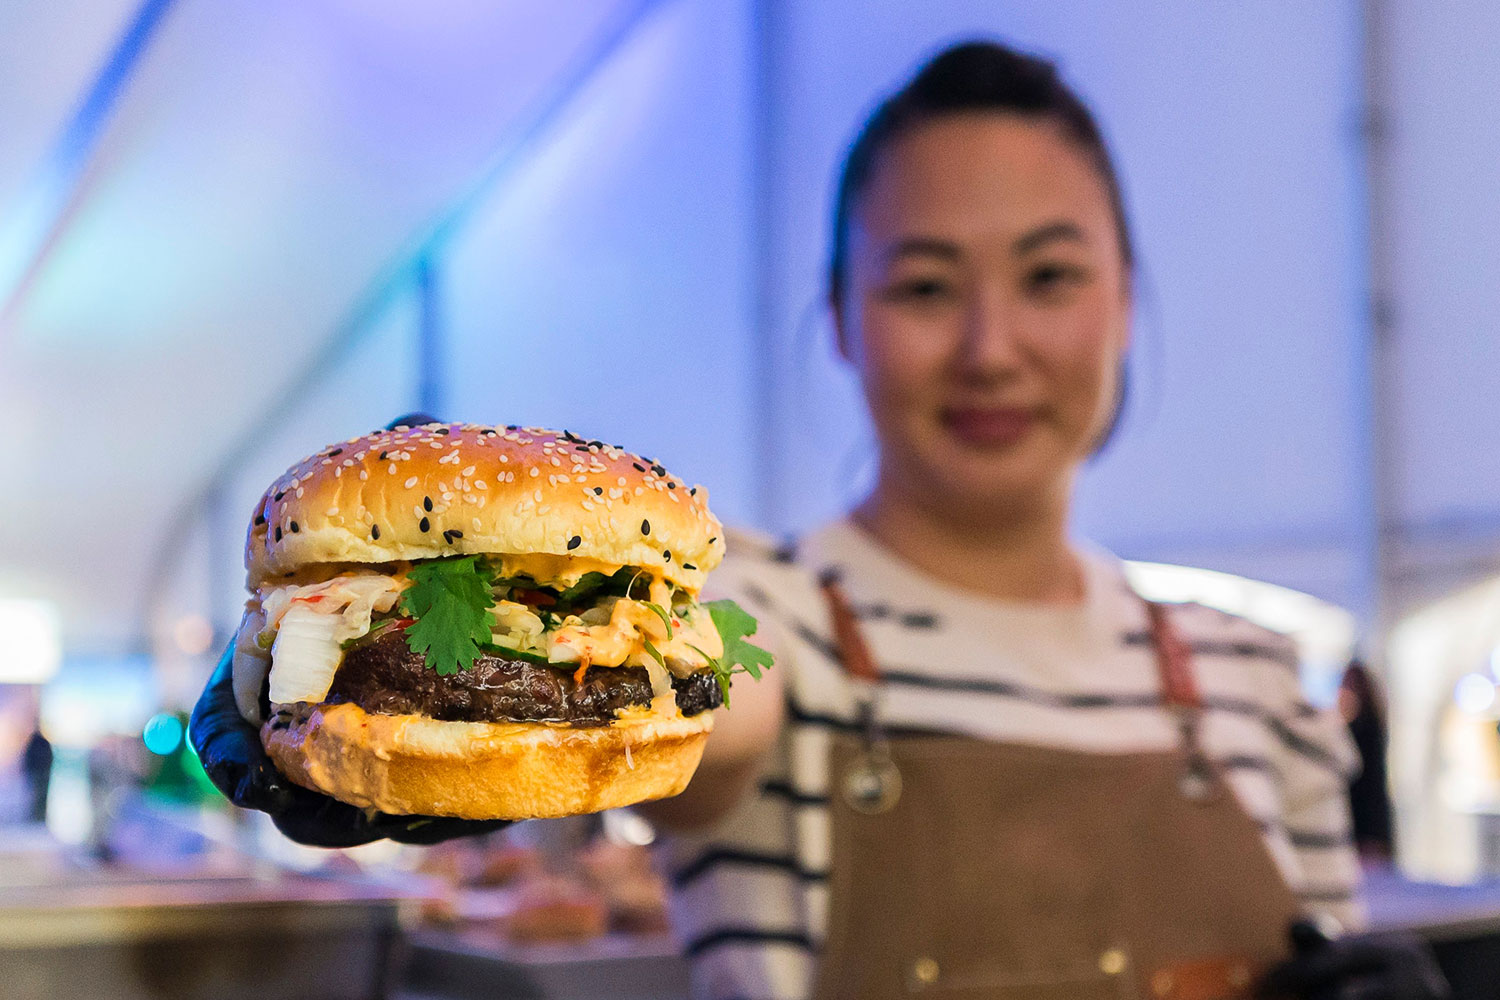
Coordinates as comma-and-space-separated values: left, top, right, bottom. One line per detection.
245, 424, 725, 594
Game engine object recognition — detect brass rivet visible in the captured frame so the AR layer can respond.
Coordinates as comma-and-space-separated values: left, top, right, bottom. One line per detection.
911, 956, 940, 986
1152, 969, 1175, 996
1099, 948, 1127, 976
1228, 964, 1250, 988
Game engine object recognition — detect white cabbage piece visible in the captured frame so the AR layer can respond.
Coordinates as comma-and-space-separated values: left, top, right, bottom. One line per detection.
268, 604, 343, 705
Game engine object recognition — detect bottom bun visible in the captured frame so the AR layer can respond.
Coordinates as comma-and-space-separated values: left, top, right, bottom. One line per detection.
262, 699, 712, 820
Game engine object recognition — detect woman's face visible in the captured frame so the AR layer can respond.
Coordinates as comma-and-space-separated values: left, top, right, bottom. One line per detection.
837, 113, 1131, 518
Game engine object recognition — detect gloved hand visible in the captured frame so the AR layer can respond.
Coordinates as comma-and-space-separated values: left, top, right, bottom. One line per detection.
187, 411, 509, 848
1258, 919, 1451, 1000
189, 645, 508, 847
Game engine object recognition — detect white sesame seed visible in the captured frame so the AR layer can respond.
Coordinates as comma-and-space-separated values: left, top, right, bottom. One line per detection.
533, 490, 543, 502
405, 476, 419, 488
475, 480, 488, 490
473, 517, 482, 529
529, 467, 540, 478
296, 487, 304, 498
635, 487, 644, 495
538, 505, 551, 514
550, 456, 561, 467
359, 470, 369, 480
582, 501, 595, 511
617, 477, 627, 486
388, 463, 398, 475
462, 466, 476, 476
575, 475, 586, 483
498, 454, 509, 463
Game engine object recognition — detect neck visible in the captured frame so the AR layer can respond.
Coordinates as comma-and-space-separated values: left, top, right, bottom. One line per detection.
852, 475, 1084, 605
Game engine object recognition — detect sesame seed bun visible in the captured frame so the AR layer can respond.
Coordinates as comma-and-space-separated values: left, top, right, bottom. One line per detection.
263, 699, 712, 820
245, 424, 725, 593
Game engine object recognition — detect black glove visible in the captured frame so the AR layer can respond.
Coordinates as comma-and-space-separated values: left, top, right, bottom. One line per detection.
1258, 919, 1451, 1000
187, 411, 508, 848
189, 644, 509, 847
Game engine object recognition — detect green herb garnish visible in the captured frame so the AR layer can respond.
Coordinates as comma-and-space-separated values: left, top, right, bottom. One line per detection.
643, 601, 674, 637
692, 599, 773, 706
643, 637, 666, 668
399, 555, 498, 675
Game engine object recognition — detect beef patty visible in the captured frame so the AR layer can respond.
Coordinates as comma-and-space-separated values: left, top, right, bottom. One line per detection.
325, 629, 722, 726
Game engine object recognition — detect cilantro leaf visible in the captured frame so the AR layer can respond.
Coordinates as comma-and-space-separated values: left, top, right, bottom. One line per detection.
399, 556, 498, 675
643, 637, 666, 668
698, 599, 773, 707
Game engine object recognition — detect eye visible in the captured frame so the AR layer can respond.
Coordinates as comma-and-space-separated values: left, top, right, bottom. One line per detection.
883, 276, 955, 303
1024, 262, 1089, 299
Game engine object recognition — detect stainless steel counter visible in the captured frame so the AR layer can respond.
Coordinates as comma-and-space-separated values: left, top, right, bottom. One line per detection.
0, 865, 414, 1000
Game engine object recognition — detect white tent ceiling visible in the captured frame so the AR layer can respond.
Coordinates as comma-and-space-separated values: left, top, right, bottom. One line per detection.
0, 0, 638, 651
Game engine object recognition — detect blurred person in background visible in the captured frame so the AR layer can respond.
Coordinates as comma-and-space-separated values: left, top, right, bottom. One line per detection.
21, 722, 52, 824
1340, 658, 1395, 862
641, 41, 1447, 1000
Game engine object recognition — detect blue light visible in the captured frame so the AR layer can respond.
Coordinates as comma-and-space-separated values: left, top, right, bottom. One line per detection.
142, 712, 184, 756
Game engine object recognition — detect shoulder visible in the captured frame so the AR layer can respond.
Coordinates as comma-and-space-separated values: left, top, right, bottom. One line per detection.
1162, 600, 1358, 779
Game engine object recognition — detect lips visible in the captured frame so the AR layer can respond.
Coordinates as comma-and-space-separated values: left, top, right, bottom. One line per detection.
941, 406, 1038, 448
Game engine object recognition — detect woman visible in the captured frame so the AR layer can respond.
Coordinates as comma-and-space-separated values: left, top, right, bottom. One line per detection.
641, 42, 1444, 1000
190, 41, 1444, 1000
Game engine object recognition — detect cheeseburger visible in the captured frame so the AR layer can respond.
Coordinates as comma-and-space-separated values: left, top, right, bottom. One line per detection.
229, 423, 768, 820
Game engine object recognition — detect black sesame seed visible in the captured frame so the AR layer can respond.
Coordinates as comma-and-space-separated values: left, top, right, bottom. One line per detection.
651, 464, 666, 477
689, 486, 697, 495
588, 440, 603, 448
593, 487, 603, 495
667, 482, 677, 490
379, 450, 388, 460
290, 521, 300, 533
423, 496, 433, 512
275, 526, 283, 542
444, 529, 462, 543
641, 519, 650, 535
254, 513, 266, 526
482, 428, 497, 436
709, 537, 717, 544
683, 563, 697, 570
419, 517, 430, 533
371, 524, 381, 540
506, 424, 518, 431
575, 444, 590, 452
632, 463, 645, 472
663, 550, 672, 561
329, 448, 342, 457
567, 535, 582, 550
274, 490, 285, 501
435, 428, 450, 435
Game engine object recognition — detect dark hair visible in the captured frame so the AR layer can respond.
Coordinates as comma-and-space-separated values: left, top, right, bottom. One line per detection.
827, 40, 1134, 304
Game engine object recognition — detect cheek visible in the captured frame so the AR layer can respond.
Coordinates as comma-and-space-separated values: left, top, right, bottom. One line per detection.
1035, 305, 1124, 432
852, 303, 955, 411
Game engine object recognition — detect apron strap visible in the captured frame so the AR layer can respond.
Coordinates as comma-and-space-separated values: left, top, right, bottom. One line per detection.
818, 566, 1221, 800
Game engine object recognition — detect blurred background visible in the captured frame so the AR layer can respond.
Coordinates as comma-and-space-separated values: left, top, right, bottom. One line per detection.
6, 0, 1500, 997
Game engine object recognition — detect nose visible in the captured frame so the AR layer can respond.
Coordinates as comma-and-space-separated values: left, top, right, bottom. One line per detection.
955, 286, 1023, 380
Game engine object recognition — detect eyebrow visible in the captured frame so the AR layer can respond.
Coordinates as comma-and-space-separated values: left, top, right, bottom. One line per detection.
1013, 220, 1088, 255
884, 237, 962, 264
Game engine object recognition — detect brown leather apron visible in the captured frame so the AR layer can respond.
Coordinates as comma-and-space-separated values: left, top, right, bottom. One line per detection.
810, 578, 1301, 1000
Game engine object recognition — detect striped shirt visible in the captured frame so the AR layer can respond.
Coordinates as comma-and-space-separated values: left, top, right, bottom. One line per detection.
659, 520, 1363, 1000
